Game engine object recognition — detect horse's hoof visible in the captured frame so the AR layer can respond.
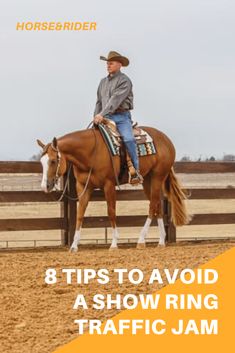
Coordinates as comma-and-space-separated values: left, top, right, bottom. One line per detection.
109, 246, 118, 251
158, 243, 166, 248
137, 242, 146, 249
69, 247, 78, 253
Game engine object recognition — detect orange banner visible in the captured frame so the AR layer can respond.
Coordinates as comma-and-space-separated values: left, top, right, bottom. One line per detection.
54, 247, 235, 353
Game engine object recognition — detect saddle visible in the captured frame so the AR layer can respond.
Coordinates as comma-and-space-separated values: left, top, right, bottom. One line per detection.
97, 118, 157, 184
101, 118, 153, 146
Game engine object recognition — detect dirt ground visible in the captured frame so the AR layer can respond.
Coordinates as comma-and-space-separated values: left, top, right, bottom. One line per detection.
0, 241, 234, 353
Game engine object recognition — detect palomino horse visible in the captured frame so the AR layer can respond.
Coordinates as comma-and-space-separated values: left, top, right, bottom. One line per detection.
37, 125, 190, 251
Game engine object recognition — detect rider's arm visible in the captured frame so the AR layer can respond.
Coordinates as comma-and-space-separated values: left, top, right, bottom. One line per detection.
99, 77, 132, 117
93, 83, 102, 116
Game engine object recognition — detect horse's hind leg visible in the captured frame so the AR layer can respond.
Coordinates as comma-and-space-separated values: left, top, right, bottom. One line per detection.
137, 174, 152, 247
137, 173, 166, 247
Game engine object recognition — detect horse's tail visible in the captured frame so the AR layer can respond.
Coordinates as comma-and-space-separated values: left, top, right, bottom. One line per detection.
162, 167, 192, 226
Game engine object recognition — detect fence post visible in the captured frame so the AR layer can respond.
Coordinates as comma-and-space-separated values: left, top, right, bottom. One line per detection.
164, 198, 176, 243
60, 174, 68, 246
67, 166, 77, 247
105, 227, 108, 244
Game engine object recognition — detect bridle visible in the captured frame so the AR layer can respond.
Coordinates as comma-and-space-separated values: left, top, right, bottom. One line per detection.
50, 122, 97, 202
47, 120, 121, 202
50, 144, 61, 186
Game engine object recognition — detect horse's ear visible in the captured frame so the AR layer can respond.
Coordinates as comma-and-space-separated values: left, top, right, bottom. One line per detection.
52, 137, 57, 149
37, 139, 45, 149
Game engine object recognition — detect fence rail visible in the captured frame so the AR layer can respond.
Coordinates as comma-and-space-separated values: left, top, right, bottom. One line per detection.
0, 161, 235, 248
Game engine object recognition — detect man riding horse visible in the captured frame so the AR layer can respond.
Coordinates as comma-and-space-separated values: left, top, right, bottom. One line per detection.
37, 50, 191, 251
93, 50, 144, 184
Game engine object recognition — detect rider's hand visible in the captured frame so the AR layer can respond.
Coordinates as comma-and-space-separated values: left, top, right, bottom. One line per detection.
93, 114, 104, 125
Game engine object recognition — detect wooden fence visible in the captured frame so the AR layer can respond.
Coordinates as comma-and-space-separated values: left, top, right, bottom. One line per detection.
0, 161, 235, 248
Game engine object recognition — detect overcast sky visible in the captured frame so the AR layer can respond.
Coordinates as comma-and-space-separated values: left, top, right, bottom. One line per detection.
0, 0, 234, 161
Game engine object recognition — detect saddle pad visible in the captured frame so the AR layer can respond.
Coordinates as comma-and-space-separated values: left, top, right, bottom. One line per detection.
98, 123, 120, 155
98, 124, 157, 157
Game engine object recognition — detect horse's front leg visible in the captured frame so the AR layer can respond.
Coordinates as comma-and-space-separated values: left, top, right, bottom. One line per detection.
70, 183, 93, 252
103, 180, 119, 249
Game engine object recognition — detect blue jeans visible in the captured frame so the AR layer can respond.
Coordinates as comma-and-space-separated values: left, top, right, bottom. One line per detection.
106, 111, 139, 170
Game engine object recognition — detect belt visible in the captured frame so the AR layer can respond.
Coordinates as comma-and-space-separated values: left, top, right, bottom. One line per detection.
114, 108, 130, 114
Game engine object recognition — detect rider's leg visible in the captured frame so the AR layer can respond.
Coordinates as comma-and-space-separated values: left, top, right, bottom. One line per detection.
109, 112, 139, 170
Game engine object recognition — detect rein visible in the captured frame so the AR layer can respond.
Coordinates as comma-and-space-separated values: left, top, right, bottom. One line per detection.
53, 119, 121, 202
54, 121, 97, 202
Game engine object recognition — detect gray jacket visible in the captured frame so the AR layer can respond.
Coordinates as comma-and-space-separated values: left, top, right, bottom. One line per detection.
94, 70, 133, 117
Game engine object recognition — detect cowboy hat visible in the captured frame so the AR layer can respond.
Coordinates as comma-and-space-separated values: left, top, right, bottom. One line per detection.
100, 51, 129, 67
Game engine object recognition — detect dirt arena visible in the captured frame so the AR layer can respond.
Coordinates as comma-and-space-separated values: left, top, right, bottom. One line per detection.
0, 241, 234, 353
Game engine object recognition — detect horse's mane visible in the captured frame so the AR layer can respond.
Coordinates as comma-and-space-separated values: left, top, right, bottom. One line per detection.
57, 128, 94, 142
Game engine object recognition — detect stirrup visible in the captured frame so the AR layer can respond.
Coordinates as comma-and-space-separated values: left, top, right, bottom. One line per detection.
128, 170, 144, 185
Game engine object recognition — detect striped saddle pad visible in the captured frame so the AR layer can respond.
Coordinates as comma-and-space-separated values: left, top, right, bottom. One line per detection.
98, 122, 157, 157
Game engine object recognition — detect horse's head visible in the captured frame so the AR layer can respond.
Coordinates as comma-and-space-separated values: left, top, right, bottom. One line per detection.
37, 137, 63, 193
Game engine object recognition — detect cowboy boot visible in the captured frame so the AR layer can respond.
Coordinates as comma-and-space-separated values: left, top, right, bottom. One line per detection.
126, 152, 143, 184
128, 169, 144, 185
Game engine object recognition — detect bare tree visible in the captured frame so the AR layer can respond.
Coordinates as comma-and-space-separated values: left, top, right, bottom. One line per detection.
29, 152, 41, 161
223, 154, 235, 161
180, 155, 191, 161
